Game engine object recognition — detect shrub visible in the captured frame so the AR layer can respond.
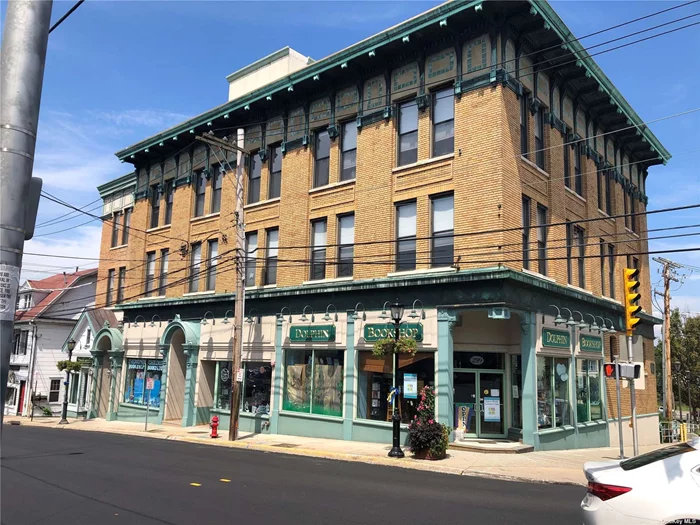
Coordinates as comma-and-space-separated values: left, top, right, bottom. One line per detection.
372, 337, 418, 357
407, 386, 449, 459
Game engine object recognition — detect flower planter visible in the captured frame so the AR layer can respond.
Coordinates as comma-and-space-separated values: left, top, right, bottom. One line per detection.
412, 448, 446, 461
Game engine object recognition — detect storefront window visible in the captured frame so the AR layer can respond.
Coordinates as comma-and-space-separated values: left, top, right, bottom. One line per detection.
357, 352, 435, 424
283, 349, 343, 417
216, 361, 233, 410
577, 359, 602, 422
123, 359, 163, 408
511, 355, 523, 429
537, 356, 571, 429
242, 362, 272, 415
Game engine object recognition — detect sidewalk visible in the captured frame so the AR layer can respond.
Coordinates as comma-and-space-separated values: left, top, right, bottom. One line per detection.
5, 416, 661, 486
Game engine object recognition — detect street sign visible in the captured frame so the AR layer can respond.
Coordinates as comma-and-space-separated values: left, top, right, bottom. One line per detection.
236, 368, 244, 382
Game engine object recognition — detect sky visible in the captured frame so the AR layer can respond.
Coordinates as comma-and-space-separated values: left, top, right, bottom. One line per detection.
4, 0, 700, 320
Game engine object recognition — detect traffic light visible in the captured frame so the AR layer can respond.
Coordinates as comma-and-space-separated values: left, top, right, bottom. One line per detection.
623, 267, 642, 336
603, 362, 641, 380
604, 363, 618, 379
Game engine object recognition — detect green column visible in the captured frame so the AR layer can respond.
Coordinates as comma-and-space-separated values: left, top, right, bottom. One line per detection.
520, 312, 538, 447
182, 345, 199, 427
88, 354, 102, 419
270, 316, 284, 434
437, 309, 456, 430
157, 345, 169, 424
106, 354, 122, 421
343, 312, 356, 440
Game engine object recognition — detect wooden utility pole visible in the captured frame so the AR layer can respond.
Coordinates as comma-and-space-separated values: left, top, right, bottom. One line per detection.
654, 257, 679, 422
196, 132, 248, 441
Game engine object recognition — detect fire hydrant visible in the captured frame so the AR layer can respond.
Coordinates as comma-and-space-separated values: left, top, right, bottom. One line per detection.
210, 415, 219, 439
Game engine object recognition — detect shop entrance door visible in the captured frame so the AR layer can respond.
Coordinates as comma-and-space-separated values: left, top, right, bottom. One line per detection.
454, 371, 506, 438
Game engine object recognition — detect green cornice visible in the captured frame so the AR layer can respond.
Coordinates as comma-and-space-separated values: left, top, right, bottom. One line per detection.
97, 172, 136, 198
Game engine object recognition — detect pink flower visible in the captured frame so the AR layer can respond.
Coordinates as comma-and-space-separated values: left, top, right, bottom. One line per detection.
428, 419, 434, 424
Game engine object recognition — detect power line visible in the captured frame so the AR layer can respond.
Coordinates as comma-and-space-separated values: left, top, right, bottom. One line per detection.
35, 198, 102, 227
49, 0, 85, 34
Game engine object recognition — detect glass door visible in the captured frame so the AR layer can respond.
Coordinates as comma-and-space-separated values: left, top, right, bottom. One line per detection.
478, 372, 506, 437
454, 371, 477, 437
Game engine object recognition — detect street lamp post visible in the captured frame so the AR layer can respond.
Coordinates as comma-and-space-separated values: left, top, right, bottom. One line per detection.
388, 299, 405, 458
674, 360, 682, 422
59, 338, 76, 424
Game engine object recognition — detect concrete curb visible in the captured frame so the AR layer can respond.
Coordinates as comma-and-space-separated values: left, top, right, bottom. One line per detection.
4, 419, 585, 486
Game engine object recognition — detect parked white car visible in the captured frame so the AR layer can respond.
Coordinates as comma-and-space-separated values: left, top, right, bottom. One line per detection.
581, 438, 700, 524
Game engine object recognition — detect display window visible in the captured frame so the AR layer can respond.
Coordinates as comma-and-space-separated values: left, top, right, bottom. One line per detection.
283, 349, 344, 417
215, 361, 272, 414
576, 359, 603, 422
537, 356, 571, 429
123, 359, 163, 407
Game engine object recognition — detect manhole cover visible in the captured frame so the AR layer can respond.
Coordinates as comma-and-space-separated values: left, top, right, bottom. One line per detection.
271, 443, 299, 448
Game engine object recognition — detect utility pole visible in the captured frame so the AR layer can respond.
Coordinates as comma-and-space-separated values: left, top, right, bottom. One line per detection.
0, 0, 52, 426
653, 257, 680, 423
196, 131, 248, 440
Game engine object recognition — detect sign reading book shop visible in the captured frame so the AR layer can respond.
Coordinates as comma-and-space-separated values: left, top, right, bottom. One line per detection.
363, 323, 423, 342
541, 328, 570, 349
580, 334, 603, 353
289, 325, 336, 343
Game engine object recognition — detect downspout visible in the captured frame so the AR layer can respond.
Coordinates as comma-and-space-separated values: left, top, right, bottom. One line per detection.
26, 321, 39, 418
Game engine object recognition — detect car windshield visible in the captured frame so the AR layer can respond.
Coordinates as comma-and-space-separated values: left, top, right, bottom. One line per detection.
620, 443, 695, 471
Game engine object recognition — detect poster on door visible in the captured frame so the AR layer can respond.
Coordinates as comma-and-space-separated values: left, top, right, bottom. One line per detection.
483, 397, 501, 422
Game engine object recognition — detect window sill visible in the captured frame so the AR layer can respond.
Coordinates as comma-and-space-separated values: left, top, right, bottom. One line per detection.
537, 425, 575, 435
109, 244, 128, 251
262, 284, 277, 289
565, 186, 586, 203
577, 419, 606, 429
119, 403, 159, 411
279, 410, 343, 421
353, 418, 409, 430
521, 268, 556, 283
565, 284, 593, 296
190, 213, 220, 224
624, 227, 640, 238
183, 291, 215, 297
309, 178, 355, 194
520, 156, 549, 178
146, 224, 171, 233
302, 276, 353, 285
244, 197, 280, 210
138, 295, 166, 301
387, 267, 457, 278
393, 153, 454, 174
600, 296, 622, 305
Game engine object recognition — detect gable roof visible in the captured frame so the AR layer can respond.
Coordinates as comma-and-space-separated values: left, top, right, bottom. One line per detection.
16, 269, 98, 322
61, 308, 119, 351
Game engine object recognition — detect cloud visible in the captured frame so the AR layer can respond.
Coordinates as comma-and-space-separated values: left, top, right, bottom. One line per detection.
88, 109, 189, 130
670, 294, 700, 315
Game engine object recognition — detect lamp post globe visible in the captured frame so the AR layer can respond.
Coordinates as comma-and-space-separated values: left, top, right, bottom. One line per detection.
59, 339, 77, 424
390, 300, 404, 323
388, 299, 405, 458
674, 361, 681, 373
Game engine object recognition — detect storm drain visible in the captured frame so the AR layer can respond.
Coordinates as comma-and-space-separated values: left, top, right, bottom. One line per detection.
271, 443, 300, 448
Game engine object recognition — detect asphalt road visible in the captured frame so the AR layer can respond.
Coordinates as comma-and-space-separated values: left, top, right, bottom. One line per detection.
1, 426, 583, 524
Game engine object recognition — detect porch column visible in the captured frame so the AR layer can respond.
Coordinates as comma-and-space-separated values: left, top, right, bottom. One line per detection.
520, 312, 538, 446
106, 353, 123, 421
88, 353, 102, 419
182, 344, 199, 427
437, 309, 457, 430
343, 312, 355, 440
270, 315, 284, 434
157, 345, 169, 424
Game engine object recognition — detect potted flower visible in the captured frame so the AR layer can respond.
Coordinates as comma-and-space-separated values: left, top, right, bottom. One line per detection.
372, 336, 418, 357
408, 386, 449, 460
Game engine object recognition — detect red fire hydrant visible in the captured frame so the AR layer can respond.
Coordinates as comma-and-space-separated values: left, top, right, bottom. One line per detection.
210, 415, 219, 439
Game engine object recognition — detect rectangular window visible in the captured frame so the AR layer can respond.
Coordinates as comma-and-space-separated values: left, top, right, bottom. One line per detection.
69, 373, 80, 404
194, 170, 206, 217
216, 361, 233, 410
398, 99, 418, 166
564, 143, 571, 189
576, 359, 603, 423
111, 212, 122, 247
106, 269, 115, 306
340, 122, 357, 181
605, 170, 612, 215
357, 352, 435, 423
597, 169, 604, 211
575, 226, 585, 288
534, 107, 544, 169
284, 349, 344, 416
520, 95, 529, 158
85, 329, 91, 347
49, 379, 61, 403
630, 191, 637, 232
608, 244, 615, 299
623, 183, 629, 229
536, 205, 548, 275
206, 240, 218, 291
599, 240, 606, 297
12, 330, 28, 355
574, 144, 583, 196
397, 202, 417, 271
211, 165, 222, 214
145, 252, 156, 297
245, 232, 258, 287
314, 130, 330, 187
164, 181, 174, 225
265, 229, 278, 285
123, 359, 164, 407
189, 243, 202, 293
158, 249, 169, 295
431, 194, 454, 267
432, 88, 454, 157
269, 145, 282, 199
150, 185, 160, 228
247, 153, 261, 204
241, 361, 272, 414
117, 267, 126, 303
566, 222, 573, 284
310, 220, 327, 280
338, 214, 354, 277
537, 356, 571, 429
522, 196, 531, 270
122, 208, 131, 245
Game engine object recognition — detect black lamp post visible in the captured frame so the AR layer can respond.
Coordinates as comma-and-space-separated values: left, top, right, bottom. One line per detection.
388, 299, 405, 458
674, 360, 682, 422
59, 338, 76, 424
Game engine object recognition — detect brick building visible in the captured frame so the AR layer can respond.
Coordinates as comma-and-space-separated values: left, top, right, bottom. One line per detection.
89, 0, 668, 450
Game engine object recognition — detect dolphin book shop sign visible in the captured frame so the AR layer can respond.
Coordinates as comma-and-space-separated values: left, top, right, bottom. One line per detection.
363, 323, 423, 342
542, 328, 570, 349
289, 325, 336, 343
580, 334, 603, 353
